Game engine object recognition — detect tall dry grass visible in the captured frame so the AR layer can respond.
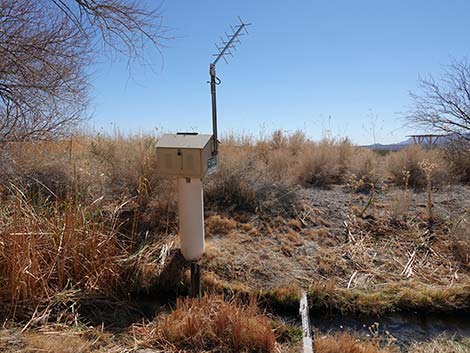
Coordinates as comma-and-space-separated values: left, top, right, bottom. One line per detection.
0, 135, 178, 236
0, 190, 127, 313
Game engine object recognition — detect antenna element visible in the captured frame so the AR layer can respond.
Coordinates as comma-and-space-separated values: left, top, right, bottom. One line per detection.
210, 17, 251, 155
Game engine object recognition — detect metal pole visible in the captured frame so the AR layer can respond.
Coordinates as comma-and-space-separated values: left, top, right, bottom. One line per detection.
210, 63, 218, 156
190, 262, 201, 298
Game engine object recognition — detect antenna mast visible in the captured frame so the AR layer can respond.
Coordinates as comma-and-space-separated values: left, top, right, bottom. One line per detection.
210, 17, 251, 155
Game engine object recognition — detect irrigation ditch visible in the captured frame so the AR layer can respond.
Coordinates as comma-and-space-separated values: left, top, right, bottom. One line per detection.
125, 284, 470, 352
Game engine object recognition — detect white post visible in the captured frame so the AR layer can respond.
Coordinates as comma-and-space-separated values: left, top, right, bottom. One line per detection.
300, 290, 314, 353
177, 177, 205, 262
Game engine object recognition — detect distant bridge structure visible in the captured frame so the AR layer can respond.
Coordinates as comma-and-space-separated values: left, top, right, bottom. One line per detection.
407, 134, 448, 147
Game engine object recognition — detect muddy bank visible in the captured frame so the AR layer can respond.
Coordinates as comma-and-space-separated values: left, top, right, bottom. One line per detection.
310, 311, 470, 350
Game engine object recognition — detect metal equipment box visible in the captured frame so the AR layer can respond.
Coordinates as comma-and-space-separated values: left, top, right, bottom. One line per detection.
156, 133, 218, 178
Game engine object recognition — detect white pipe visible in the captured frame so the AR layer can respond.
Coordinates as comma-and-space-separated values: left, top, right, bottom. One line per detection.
177, 177, 205, 261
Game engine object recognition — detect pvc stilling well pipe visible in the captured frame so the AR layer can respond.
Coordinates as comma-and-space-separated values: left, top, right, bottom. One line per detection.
177, 177, 205, 261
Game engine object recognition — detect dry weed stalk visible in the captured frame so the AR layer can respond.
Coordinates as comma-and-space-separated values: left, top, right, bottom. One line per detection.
419, 159, 437, 223
403, 168, 410, 192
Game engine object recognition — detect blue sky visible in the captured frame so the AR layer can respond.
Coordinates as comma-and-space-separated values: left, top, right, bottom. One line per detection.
90, 0, 470, 144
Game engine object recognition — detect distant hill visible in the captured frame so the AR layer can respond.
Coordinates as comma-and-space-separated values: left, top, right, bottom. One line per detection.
362, 133, 469, 151
362, 143, 407, 151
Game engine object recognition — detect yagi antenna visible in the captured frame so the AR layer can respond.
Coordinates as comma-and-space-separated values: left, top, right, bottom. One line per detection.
209, 17, 252, 155
212, 17, 251, 65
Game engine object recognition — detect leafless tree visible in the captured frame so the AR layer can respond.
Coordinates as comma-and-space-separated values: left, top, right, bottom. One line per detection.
408, 58, 470, 141
0, 0, 166, 142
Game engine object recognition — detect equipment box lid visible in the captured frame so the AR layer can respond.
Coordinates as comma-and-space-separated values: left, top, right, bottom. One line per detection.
156, 133, 213, 149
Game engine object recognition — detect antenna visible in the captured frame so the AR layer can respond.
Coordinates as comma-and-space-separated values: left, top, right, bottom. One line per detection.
210, 17, 251, 156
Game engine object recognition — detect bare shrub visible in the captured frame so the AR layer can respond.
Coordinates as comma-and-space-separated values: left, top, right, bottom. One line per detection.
264, 148, 295, 183
205, 144, 298, 216
445, 139, 470, 183
385, 145, 449, 188
205, 146, 262, 212
451, 220, 470, 268
257, 130, 307, 183
0, 0, 167, 142
348, 148, 381, 185
133, 295, 276, 353
408, 58, 470, 141
270, 129, 289, 150
287, 130, 307, 154
419, 159, 437, 221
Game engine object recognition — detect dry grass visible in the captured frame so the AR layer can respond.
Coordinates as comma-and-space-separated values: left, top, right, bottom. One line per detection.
205, 215, 238, 236
296, 138, 354, 187
409, 334, 470, 353
21, 333, 93, 353
0, 135, 177, 236
386, 145, 450, 188
0, 191, 127, 316
308, 281, 470, 315
314, 332, 398, 353
132, 295, 277, 353
0, 326, 126, 353
205, 138, 299, 216
348, 148, 381, 185
0, 133, 468, 334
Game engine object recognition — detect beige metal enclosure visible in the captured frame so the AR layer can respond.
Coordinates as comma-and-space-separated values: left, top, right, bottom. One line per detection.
156, 133, 217, 178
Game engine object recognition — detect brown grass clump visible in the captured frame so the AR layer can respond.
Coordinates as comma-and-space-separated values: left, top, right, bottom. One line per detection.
0, 325, 125, 352
386, 145, 449, 188
133, 295, 276, 353
22, 332, 92, 353
0, 192, 126, 314
205, 215, 237, 236
314, 332, 398, 353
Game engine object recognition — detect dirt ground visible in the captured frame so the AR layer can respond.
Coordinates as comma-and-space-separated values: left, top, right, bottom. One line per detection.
201, 184, 470, 291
